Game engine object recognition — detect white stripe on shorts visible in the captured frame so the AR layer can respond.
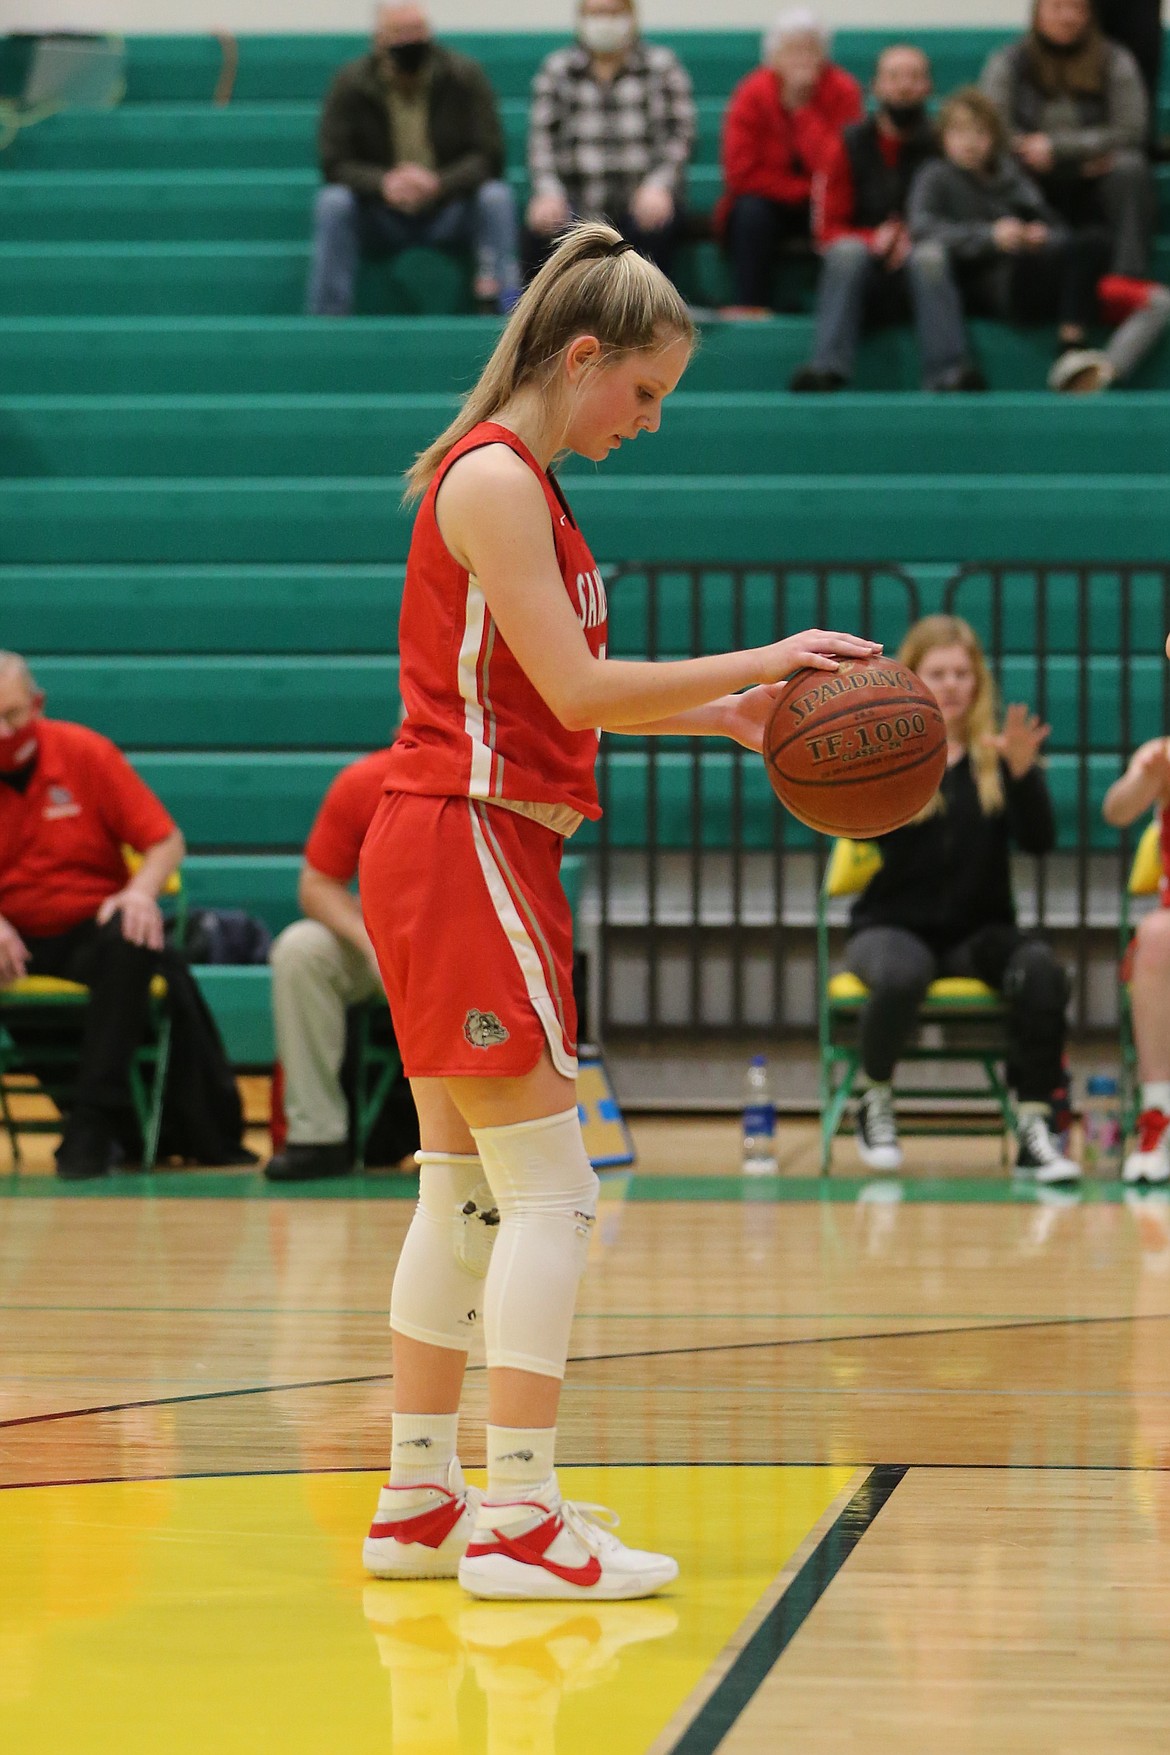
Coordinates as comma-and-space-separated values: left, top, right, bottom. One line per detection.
468, 800, 578, 1079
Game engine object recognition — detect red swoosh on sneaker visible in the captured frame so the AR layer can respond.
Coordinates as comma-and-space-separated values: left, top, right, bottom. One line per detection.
466, 1514, 604, 1588
369, 1494, 465, 1549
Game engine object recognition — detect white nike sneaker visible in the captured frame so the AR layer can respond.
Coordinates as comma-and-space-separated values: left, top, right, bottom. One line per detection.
459, 1482, 679, 1602
1123, 1109, 1170, 1185
363, 1457, 483, 1579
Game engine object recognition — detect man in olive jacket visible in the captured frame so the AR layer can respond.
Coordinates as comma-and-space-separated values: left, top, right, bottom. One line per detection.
307, 3, 520, 315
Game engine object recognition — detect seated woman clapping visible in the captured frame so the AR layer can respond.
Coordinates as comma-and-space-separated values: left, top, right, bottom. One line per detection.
844, 615, 1077, 1184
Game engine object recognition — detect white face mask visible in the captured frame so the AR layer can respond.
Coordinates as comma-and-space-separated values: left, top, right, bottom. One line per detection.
579, 14, 634, 55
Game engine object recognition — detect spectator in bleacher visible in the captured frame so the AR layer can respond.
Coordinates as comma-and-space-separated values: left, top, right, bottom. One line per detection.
717, 7, 864, 315
1103, 739, 1170, 1183
0, 651, 186, 1180
909, 88, 1111, 385
981, 0, 1153, 277
307, 3, 520, 317
791, 44, 986, 392
844, 616, 1078, 1184
265, 749, 418, 1182
524, 0, 695, 281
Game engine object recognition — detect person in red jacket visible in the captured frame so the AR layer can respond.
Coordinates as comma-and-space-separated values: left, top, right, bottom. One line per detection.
718, 7, 863, 312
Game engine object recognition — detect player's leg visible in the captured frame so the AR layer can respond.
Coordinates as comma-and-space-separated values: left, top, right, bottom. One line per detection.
445, 1051, 678, 1602
364, 1077, 495, 1578
1125, 909, 1170, 1183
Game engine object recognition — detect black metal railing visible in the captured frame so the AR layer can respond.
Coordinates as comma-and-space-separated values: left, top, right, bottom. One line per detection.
592, 561, 1170, 1037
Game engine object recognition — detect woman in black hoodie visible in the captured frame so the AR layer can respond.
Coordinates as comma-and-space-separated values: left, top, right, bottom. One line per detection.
844, 614, 1078, 1186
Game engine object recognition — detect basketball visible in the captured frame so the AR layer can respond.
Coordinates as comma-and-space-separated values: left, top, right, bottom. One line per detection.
763, 657, 947, 837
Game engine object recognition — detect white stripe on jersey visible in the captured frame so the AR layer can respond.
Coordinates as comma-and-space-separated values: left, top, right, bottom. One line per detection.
468, 801, 578, 1080
458, 572, 493, 798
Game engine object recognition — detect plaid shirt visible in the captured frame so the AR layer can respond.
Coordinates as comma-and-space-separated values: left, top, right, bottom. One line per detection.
528, 40, 695, 217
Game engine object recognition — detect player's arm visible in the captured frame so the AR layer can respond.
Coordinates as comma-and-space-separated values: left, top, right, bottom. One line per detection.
1103, 738, 1170, 827
612, 687, 786, 751
436, 448, 878, 732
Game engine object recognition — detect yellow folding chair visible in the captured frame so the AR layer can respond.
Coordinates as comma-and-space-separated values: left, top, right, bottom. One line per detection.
817, 838, 1016, 1173
0, 856, 184, 1173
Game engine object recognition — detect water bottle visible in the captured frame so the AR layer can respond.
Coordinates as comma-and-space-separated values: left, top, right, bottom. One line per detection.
742, 1054, 777, 1175
1081, 1073, 1122, 1176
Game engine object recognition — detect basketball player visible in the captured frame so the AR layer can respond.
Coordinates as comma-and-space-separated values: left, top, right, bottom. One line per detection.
358, 220, 879, 1601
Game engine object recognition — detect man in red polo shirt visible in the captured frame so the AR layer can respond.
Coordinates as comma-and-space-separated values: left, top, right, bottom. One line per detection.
0, 652, 186, 1179
266, 748, 413, 1181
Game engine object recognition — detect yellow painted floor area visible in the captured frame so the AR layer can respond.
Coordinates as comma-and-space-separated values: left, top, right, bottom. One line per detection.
0, 1463, 852, 1755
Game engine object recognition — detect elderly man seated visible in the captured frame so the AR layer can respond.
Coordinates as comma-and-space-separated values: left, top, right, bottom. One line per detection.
0, 653, 185, 1180
307, 2, 520, 316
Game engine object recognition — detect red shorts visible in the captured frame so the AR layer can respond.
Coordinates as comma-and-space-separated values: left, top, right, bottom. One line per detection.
360, 792, 578, 1080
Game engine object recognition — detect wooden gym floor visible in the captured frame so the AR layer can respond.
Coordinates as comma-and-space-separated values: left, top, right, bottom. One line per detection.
2, 1111, 1170, 1754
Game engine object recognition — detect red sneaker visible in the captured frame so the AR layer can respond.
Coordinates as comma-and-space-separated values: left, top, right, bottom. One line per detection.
459, 1485, 678, 1601
363, 1458, 482, 1579
1124, 1109, 1170, 1185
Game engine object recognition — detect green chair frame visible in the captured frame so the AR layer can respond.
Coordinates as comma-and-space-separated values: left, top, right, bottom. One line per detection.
350, 998, 403, 1173
0, 865, 185, 1174
817, 840, 1016, 1175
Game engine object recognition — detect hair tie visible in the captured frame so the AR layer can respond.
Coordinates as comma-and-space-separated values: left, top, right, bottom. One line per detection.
605, 238, 638, 259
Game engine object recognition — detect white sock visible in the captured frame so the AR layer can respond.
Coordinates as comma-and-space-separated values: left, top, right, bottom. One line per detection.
485, 1424, 557, 1503
1142, 1081, 1170, 1114
389, 1412, 459, 1488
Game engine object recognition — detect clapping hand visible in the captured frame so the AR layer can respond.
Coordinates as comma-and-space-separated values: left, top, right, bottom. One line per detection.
1135, 737, 1170, 792
985, 702, 1050, 778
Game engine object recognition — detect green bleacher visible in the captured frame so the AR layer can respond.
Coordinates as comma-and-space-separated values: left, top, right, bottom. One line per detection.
3, 27, 1166, 1060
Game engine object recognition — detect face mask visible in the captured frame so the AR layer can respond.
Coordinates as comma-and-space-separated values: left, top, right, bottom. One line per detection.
1034, 29, 1084, 55
579, 15, 634, 56
0, 719, 39, 774
882, 100, 927, 130
385, 38, 432, 76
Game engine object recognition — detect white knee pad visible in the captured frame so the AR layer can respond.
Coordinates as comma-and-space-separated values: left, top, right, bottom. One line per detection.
389, 1153, 499, 1352
472, 1107, 600, 1380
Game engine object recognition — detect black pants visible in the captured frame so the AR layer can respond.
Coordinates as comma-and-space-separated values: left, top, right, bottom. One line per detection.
524, 203, 687, 283
725, 193, 811, 306
14, 914, 158, 1123
845, 923, 1070, 1103
964, 231, 1111, 333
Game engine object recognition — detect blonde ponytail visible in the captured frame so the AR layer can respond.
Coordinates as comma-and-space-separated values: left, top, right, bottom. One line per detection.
405, 221, 695, 501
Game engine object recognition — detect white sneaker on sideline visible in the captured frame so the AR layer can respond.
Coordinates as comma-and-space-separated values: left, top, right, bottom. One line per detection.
854, 1086, 903, 1172
1015, 1112, 1081, 1185
459, 1483, 678, 1602
363, 1457, 483, 1579
1124, 1109, 1170, 1185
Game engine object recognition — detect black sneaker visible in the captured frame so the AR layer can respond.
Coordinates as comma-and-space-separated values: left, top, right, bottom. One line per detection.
1015, 1113, 1080, 1185
263, 1141, 352, 1183
788, 365, 848, 393
56, 1111, 116, 1181
854, 1086, 903, 1172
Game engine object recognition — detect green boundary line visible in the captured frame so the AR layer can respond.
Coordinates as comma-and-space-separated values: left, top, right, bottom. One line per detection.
0, 1169, 1144, 1203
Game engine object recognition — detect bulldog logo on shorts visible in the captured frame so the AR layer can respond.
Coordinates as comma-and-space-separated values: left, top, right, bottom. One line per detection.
464, 1008, 510, 1049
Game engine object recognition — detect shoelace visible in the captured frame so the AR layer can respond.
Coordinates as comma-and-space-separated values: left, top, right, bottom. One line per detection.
559, 1500, 622, 1554
863, 1093, 898, 1148
1137, 1109, 1170, 1155
1020, 1116, 1061, 1164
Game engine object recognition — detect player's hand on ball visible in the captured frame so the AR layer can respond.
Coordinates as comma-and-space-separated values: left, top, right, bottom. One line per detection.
759, 630, 882, 683
985, 702, 1050, 778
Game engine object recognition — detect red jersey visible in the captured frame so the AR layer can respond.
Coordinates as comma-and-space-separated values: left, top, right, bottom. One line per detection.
382, 423, 607, 821
1160, 802, 1170, 906
0, 718, 176, 937
303, 748, 393, 882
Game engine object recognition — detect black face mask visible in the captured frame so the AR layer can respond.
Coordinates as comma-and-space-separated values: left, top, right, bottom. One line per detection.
385, 38, 432, 76
1034, 29, 1085, 56
881, 100, 928, 130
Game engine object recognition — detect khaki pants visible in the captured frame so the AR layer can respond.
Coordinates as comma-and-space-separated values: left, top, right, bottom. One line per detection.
270, 919, 383, 1146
